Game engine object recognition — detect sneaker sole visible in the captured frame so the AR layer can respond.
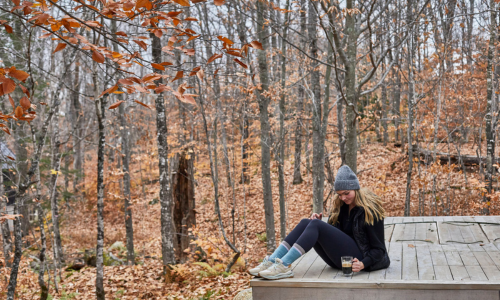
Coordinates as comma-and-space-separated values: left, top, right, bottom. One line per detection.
248, 270, 262, 277
259, 272, 294, 280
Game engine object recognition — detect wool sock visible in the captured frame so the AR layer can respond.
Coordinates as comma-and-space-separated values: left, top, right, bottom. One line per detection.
280, 245, 304, 267
268, 242, 290, 262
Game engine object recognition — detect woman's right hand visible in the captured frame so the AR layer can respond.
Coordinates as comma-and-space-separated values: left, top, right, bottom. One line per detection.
310, 213, 323, 220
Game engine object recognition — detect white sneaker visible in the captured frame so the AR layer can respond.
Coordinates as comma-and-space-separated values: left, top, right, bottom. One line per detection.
248, 256, 273, 277
258, 258, 294, 280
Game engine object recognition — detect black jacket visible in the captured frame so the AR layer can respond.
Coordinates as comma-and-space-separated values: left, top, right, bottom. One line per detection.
330, 205, 390, 271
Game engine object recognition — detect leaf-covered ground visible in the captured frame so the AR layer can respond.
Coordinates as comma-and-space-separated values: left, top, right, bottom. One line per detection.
1, 142, 496, 299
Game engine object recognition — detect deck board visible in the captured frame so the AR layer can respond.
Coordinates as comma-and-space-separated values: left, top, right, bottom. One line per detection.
251, 216, 500, 300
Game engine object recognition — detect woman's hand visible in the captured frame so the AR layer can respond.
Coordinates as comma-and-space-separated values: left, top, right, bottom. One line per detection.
309, 213, 323, 220
352, 258, 364, 272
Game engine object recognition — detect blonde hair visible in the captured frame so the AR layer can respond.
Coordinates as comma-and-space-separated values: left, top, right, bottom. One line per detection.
327, 188, 385, 226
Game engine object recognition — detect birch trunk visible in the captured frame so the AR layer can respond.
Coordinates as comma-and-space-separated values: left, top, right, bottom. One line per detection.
256, 0, 276, 252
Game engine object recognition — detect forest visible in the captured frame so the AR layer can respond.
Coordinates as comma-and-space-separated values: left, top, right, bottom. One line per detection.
0, 0, 499, 298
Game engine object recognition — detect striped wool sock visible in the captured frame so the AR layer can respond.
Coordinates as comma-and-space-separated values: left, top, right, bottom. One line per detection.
268, 242, 290, 263
280, 244, 304, 267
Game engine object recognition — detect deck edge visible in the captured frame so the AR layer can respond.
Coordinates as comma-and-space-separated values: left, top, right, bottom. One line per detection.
250, 279, 500, 290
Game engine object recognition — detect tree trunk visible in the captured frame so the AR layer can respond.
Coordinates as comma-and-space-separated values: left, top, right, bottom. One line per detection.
309, 0, 325, 213
151, 32, 176, 272
119, 101, 135, 265
172, 151, 196, 262
1, 168, 12, 268
93, 62, 106, 300
256, 0, 276, 252
484, 0, 497, 215
344, 0, 359, 173
277, 0, 290, 240
72, 59, 83, 194
404, 0, 416, 217
49, 113, 64, 262
293, 0, 307, 184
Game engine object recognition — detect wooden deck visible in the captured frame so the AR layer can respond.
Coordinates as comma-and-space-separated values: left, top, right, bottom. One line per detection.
251, 216, 500, 300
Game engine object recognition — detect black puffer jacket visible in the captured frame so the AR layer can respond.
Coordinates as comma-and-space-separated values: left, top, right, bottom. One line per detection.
330, 205, 390, 271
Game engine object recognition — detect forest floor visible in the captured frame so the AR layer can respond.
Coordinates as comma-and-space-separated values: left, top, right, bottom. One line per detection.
1, 142, 498, 299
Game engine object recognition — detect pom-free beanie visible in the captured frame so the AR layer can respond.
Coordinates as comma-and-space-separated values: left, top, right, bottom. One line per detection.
334, 165, 360, 191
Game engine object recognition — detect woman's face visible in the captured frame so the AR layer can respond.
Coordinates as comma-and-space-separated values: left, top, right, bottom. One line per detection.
337, 190, 356, 207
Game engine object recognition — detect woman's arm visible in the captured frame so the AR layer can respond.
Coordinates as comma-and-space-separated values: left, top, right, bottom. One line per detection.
360, 218, 385, 269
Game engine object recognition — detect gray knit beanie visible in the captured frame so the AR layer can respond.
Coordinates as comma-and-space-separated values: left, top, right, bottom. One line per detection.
334, 165, 360, 191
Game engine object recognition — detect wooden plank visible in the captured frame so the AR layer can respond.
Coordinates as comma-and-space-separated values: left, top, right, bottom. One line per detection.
437, 221, 452, 245
414, 217, 427, 244
292, 249, 319, 278
481, 243, 500, 266
416, 243, 436, 280
472, 251, 495, 267
302, 254, 327, 279
482, 265, 500, 280
401, 217, 416, 243
449, 266, 470, 281
352, 270, 370, 280
384, 224, 395, 243
443, 221, 465, 244
465, 266, 488, 281
465, 216, 490, 244
460, 216, 484, 244
433, 265, 453, 281
318, 265, 339, 280
458, 250, 480, 266
442, 245, 464, 266
391, 223, 406, 243
385, 242, 402, 280
429, 244, 448, 266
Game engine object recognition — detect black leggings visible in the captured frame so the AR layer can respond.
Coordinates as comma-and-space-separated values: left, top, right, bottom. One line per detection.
284, 219, 364, 269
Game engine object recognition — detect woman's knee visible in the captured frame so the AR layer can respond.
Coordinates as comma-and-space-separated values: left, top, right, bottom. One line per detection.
299, 218, 311, 225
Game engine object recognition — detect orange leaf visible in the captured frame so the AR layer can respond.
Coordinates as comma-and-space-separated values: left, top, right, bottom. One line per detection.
6, 155, 15, 160
250, 41, 263, 50
134, 100, 151, 109
214, 0, 225, 6
8, 95, 15, 108
118, 78, 134, 85
99, 85, 118, 98
3, 24, 13, 34
233, 58, 248, 69
197, 68, 204, 81
133, 40, 148, 51
184, 17, 198, 21
173, 0, 190, 6
9, 69, 29, 82
20, 97, 30, 110
108, 100, 125, 109
171, 71, 184, 82
180, 94, 197, 105
14, 106, 23, 118
53, 43, 67, 53
186, 35, 200, 43
0, 78, 16, 96
217, 36, 233, 45
92, 50, 105, 63
207, 53, 223, 64
136, 0, 152, 10
151, 63, 165, 71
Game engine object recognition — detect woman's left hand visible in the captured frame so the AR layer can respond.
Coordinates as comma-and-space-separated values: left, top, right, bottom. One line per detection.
352, 258, 364, 272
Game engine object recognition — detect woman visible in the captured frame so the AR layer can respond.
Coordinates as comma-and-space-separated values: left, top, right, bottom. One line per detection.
249, 165, 390, 280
